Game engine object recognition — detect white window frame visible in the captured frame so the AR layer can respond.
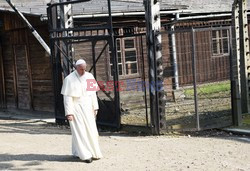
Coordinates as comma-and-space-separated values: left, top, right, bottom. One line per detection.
109, 28, 139, 78
211, 29, 230, 57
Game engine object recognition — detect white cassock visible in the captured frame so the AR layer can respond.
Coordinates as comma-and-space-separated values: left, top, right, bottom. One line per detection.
61, 70, 103, 160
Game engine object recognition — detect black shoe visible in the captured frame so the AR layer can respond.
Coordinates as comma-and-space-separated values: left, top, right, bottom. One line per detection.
84, 158, 93, 163
72, 155, 79, 159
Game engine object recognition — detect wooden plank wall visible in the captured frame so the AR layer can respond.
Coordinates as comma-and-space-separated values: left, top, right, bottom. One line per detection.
175, 31, 193, 85
161, 31, 174, 94
73, 37, 113, 101
195, 30, 230, 83
73, 42, 108, 81
13, 44, 31, 110
174, 29, 230, 85
133, 19, 232, 90
27, 26, 54, 112
1, 32, 16, 108
73, 30, 111, 82
0, 12, 54, 112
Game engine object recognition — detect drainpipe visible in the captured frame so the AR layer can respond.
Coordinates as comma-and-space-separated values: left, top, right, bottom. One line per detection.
171, 13, 179, 90
6, 0, 51, 56
177, 13, 232, 20
40, 10, 192, 21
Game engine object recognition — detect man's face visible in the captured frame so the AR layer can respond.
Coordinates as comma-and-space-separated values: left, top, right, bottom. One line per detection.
76, 64, 86, 76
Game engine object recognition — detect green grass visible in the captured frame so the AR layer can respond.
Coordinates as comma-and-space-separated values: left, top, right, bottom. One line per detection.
243, 114, 250, 125
184, 81, 231, 97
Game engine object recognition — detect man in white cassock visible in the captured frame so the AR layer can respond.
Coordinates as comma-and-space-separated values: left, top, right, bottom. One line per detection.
61, 59, 103, 163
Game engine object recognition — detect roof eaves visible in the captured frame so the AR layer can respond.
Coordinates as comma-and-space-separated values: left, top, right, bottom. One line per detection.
0, 7, 43, 17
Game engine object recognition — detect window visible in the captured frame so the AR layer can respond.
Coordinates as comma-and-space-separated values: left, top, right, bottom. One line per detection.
109, 29, 139, 77
212, 29, 229, 56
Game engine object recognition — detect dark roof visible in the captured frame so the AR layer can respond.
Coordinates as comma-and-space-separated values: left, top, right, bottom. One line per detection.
0, 0, 249, 17
0, 0, 185, 16
0, 0, 49, 16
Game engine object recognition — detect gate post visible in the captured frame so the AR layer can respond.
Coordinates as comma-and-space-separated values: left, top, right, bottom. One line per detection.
191, 28, 200, 131
107, 0, 121, 129
231, 0, 242, 126
239, 0, 250, 114
144, 0, 166, 135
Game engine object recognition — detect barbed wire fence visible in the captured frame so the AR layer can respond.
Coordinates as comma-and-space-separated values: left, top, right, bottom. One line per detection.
162, 26, 233, 131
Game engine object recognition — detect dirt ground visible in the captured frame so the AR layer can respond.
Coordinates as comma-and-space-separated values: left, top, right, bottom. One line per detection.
0, 118, 250, 171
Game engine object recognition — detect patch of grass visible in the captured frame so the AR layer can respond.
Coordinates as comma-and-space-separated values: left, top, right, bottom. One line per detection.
184, 81, 230, 97
243, 114, 250, 125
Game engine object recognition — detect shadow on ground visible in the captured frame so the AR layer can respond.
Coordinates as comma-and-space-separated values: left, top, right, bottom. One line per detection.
0, 154, 79, 163
0, 154, 81, 170
0, 118, 70, 135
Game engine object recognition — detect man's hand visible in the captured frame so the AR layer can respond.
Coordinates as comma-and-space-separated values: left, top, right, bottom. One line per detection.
66, 115, 74, 121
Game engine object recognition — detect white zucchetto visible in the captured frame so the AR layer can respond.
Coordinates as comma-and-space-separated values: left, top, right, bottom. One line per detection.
75, 59, 86, 66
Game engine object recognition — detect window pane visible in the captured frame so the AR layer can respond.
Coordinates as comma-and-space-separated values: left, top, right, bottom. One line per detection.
218, 30, 221, 38
111, 64, 123, 76
118, 64, 122, 75
222, 30, 228, 38
126, 62, 132, 75
219, 39, 223, 54
126, 62, 137, 74
223, 38, 229, 54
116, 39, 121, 51
125, 51, 136, 62
212, 30, 217, 39
117, 52, 121, 63
124, 39, 135, 49
131, 63, 137, 74
212, 29, 230, 56
212, 40, 219, 54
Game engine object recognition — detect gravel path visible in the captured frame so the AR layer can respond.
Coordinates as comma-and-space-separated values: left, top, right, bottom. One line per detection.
0, 118, 250, 171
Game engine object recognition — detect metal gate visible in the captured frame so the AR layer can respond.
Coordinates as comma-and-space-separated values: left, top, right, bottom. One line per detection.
114, 33, 151, 128
47, 0, 121, 128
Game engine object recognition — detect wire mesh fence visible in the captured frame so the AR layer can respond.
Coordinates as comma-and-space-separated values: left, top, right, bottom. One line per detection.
163, 27, 232, 131
92, 26, 234, 130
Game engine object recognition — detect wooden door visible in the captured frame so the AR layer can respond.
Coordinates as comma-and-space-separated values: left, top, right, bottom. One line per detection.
14, 45, 31, 109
